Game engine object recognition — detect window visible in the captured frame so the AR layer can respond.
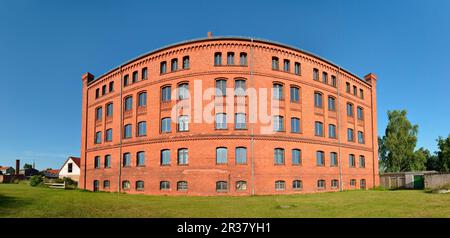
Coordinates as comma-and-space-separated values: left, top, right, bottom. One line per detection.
68, 163, 73, 173
291, 117, 300, 133
275, 180, 285, 190
235, 113, 246, 129
313, 68, 319, 81
124, 124, 132, 138
322, 72, 328, 83
290, 87, 299, 102
123, 74, 129, 86
95, 88, 100, 98
136, 181, 144, 191
105, 128, 112, 142
350, 179, 356, 187
234, 79, 246, 96
132, 71, 138, 83
328, 124, 336, 138
273, 115, 284, 132
215, 113, 227, 129
236, 181, 247, 190
346, 82, 350, 93
215, 79, 227, 96
136, 151, 145, 166
347, 128, 354, 142
315, 121, 323, 136
161, 149, 170, 165
102, 85, 106, 95
330, 152, 338, 167
359, 156, 366, 168
331, 75, 336, 87
95, 131, 102, 144
314, 92, 323, 108
138, 92, 147, 107
331, 179, 339, 188
214, 52, 222, 66
122, 180, 130, 190
216, 147, 227, 164
273, 83, 283, 100
358, 131, 364, 144
161, 118, 171, 133
171, 58, 178, 72
103, 180, 110, 189
123, 153, 131, 167
160, 61, 167, 74
283, 59, 290, 72
274, 148, 285, 165
227, 52, 234, 65
360, 179, 366, 189
349, 154, 356, 167
292, 149, 301, 165
357, 107, 364, 120
216, 181, 228, 192
109, 81, 114, 92
94, 156, 100, 168
160, 181, 170, 190
96, 107, 102, 121
317, 180, 326, 189
178, 148, 188, 165
316, 151, 325, 166
293, 180, 302, 190
294, 62, 301, 75
142, 67, 148, 80
353, 85, 357, 96
328, 97, 336, 111
178, 115, 189, 132
235, 147, 247, 164
177, 181, 188, 191
182, 56, 189, 69
272, 57, 279, 70
360, 89, 364, 99
104, 155, 111, 168
239, 53, 247, 66
124, 96, 133, 111
106, 103, 113, 117
94, 180, 99, 191
177, 83, 189, 100
161, 86, 172, 101
347, 103, 354, 117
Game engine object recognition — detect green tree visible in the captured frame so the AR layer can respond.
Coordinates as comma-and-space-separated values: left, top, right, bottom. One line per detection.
23, 163, 32, 169
436, 135, 450, 172
420, 147, 440, 171
379, 110, 425, 172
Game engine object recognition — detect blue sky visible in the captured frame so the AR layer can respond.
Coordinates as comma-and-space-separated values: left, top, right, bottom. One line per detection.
1, 0, 449, 170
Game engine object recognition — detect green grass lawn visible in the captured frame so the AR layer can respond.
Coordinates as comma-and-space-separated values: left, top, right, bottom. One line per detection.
1, 183, 449, 218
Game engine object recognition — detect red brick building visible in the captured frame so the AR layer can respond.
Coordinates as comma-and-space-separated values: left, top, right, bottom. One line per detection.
80, 34, 379, 195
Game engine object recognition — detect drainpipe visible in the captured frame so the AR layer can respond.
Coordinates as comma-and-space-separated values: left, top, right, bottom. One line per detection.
118, 66, 123, 193
336, 67, 344, 191
250, 38, 255, 196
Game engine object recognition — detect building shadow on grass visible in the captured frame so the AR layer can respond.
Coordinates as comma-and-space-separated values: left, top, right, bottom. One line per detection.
0, 193, 31, 216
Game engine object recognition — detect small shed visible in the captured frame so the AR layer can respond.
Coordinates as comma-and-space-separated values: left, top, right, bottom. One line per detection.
380, 171, 438, 189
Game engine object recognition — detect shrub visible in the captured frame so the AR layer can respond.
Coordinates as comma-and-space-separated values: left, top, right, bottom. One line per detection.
29, 175, 43, 187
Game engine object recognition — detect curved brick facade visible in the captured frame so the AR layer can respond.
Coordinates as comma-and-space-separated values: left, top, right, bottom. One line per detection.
80, 35, 379, 196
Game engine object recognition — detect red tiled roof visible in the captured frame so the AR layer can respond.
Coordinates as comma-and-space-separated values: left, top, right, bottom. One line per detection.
45, 169, 60, 175
0, 166, 11, 170
69, 157, 80, 167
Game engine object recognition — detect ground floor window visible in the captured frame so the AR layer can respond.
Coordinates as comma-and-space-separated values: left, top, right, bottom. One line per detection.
350, 179, 357, 187
136, 180, 144, 191
317, 180, 326, 189
93, 180, 99, 191
293, 180, 302, 190
160, 181, 170, 190
236, 181, 247, 191
177, 181, 188, 191
360, 179, 366, 189
331, 179, 339, 189
103, 180, 110, 189
122, 180, 130, 190
275, 180, 285, 190
216, 181, 228, 192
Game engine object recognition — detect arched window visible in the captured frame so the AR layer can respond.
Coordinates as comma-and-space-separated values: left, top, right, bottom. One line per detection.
328, 124, 336, 138
273, 83, 283, 100
359, 155, 366, 168
177, 115, 189, 132
177, 148, 188, 165
215, 79, 227, 96
95, 131, 102, 144
283, 59, 290, 72
122, 153, 131, 167
239, 53, 247, 66
315, 121, 323, 136
132, 71, 138, 83
105, 128, 112, 142
293, 180, 302, 190
95, 88, 100, 99
214, 52, 222, 66
216, 147, 228, 164
349, 154, 356, 167
236, 181, 247, 190
160, 61, 167, 74
292, 149, 301, 165
103, 180, 110, 189
272, 57, 279, 70
322, 71, 328, 83
124, 96, 133, 111
314, 92, 323, 108
234, 79, 246, 96
235, 147, 247, 164
136, 180, 144, 190
177, 181, 188, 191
215, 113, 227, 129
182, 56, 189, 69
141, 67, 148, 80
274, 148, 285, 165
96, 107, 102, 121
227, 52, 234, 65
160, 181, 170, 190
316, 151, 325, 166
122, 180, 130, 190
93, 180, 99, 191
331, 179, 339, 189
291, 117, 300, 133
290, 86, 299, 102
138, 92, 147, 107
124, 124, 132, 138
104, 155, 111, 168
360, 179, 366, 189
328, 96, 336, 111
235, 113, 246, 129
357, 107, 364, 120
177, 83, 189, 100
137, 121, 146, 136
136, 151, 145, 166
106, 103, 113, 117
160, 149, 170, 165
94, 156, 100, 168
161, 118, 171, 133
161, 86, 172, 101
313, 68, 319, 81
275, 180, 285, 190
347, 128, 354, 142
273, 115, 284, 132
216, 181, 228, 192
330, 152, 338, 167
347, 103, 354, 117
317, 180, 326, 189
294, 62, 301, 75
123, 74, 129, 86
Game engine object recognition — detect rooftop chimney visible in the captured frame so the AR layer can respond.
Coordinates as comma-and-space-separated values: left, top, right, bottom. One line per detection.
15, 159, 20, 175
207, 31, 212, 38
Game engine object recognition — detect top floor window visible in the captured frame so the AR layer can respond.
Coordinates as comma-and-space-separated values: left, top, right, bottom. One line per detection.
183, 56, 189, 69
240, 53, 247, 66
132, 71, 138, 83
313, 68, 319, 81
273, 83, 283, 100
171, 58, 178, 72
272, 57, 279, 70
283, 59, 290, 72
227, 52, 234, 65
294, 62, 301, 75
346, 82, 350, 93
353, 85, 357, 96
214, 52, 222, 66
322, 72, 328, 84
160, 61, 167, 74
109, 81, 114, 92
142, 67, 148, 80
360, 89, 364, 99
102, 85, 106, 95
95, 88, 100, 99
123, 74, 129, 86
161, 86, 171, 101
331, 75, 336, 87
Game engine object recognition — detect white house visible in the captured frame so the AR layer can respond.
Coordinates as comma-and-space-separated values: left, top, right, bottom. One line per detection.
59, 156, 81, 183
